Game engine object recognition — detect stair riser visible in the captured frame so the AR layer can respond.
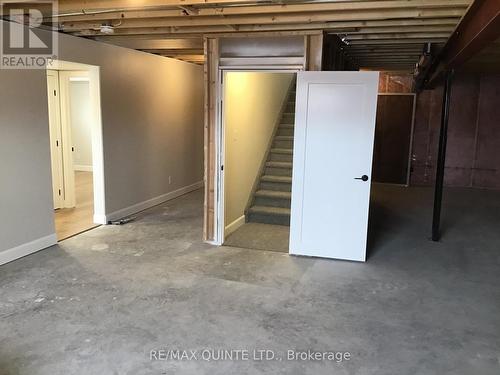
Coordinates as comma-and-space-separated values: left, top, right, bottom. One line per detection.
265, 166, 292, 177
274, 140, 294, 149
247, 212, 290, 226
282, 114, 295, 123
277, 128, 294, 136
285, 104, 295, 112
254, 196, 291, 208
260, 181, 292, 192
270, 153, 293, 162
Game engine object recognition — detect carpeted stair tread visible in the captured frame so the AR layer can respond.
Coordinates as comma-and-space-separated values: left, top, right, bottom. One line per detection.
271, 148, 293, 154
274, 135, 294, 141
261, 175, 292, 183
279, 124, 294, 129
255, 190, 292, 199
266, 161, 292, 169
248, 206, 290, 216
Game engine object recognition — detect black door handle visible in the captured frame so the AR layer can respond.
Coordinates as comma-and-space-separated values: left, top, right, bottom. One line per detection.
355, 175, 369, 182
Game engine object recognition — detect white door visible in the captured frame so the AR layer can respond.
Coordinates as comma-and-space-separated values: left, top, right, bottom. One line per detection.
46, 70, 64, 209
289, 71, 379, 262
58, 71, 79, 208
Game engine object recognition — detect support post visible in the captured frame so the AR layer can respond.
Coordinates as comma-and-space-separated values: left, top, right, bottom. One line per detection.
432, 70, 454, 242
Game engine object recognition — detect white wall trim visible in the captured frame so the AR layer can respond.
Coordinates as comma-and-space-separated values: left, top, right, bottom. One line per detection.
74, 164, 93, 172
105, 180, 204, 222
93, 213, 108, 225
224, 215, 245, 237
0, 234, 57, 266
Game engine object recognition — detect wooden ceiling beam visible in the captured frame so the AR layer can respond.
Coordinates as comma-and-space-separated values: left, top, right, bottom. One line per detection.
348, 38, 447, 45
52, 0, 469, 21
346, 43, 431, 49
93, 37, 203, 49
70, 18, 461, 37
348, 26, 454, 35
437, 0, 500, 69
140, 48, 204, 55
349, 52, 422, 57
346, 32, 451, 41
60, 8, 468, 31
57, 0, 267, 13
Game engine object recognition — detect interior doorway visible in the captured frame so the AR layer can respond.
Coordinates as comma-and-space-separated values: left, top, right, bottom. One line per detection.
46, 61, 105, 240
220, 71, 297, 253
216, 71, 379, 262
372, 93, 416, 185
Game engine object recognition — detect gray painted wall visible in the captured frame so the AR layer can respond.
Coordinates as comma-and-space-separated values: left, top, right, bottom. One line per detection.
0, 22, 204, 254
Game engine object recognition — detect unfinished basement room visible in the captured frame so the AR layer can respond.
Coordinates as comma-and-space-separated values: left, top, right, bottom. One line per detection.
1, 1, 499, 374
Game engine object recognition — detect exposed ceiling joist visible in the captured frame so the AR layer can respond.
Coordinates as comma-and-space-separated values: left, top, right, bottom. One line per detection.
70, 18, 461, 37
346, 33, 451, 41
57, 0, 270, 13
140, 48, 203, 55
92, 37, 202, 49
48, 0, 473, 70
60, 8, 468, 31
348, 38, 448, 45
51, 0, 470, 21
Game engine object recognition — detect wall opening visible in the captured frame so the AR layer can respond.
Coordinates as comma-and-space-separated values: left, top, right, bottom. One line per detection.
219, 71, 296, 252
46, 60, 105, 240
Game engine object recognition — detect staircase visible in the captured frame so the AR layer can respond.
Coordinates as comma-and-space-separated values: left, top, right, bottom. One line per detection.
246, 86, 295, 226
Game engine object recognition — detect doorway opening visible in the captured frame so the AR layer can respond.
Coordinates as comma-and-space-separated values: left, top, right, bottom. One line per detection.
215, 71, 379, 262
220, 71, 297, 253
372, 93, 416, 186
46, 60, 105, 241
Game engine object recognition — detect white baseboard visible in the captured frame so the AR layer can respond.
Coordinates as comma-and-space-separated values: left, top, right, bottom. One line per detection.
225, 215, 245, 237
93, 213, 107, 225
105, 180, 204, 222
74, 165, 93, 172
0, 233, 57, 266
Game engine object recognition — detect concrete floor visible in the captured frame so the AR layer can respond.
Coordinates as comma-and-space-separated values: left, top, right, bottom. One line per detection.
224, 223, 289, 253
1, 185, 499, 375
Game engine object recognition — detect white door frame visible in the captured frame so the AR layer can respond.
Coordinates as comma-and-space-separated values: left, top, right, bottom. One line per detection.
376, 93, 417, 187
214, 68, 300, 246
47, 60, 107, 225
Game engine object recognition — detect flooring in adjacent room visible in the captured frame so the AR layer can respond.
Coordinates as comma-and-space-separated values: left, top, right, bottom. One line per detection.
1, 186, 500, 375
224, 222, 290, 253
54, 171, 98, 240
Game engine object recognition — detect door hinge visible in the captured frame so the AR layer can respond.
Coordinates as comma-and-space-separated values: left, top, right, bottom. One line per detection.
58, 189, 61, 196
54, 89, 56, 96
72, 147, 74, 152
56, 140, 59, 147
221, 165, 224, 171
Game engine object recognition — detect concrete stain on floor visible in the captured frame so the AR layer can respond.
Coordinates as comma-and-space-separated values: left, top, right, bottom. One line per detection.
1, 186, 500, 375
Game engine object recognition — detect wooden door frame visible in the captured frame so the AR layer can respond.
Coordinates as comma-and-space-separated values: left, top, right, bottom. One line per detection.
203, 33, 323, 244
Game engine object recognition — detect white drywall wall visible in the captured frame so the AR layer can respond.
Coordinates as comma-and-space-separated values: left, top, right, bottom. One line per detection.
0, 21, 204, 263
224, 72, 294, 227
69, 80, 93, 170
